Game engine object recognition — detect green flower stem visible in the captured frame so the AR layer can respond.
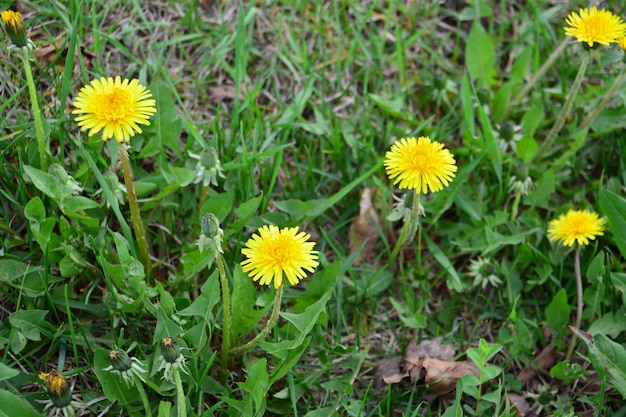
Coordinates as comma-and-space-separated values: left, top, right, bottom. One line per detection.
21, 47, 48, 171
230, 285, 284, 356
174, 367, 187, 417
388, 190, 420, 266
506, 38, 570, 120
216, 253, 230, 384
566, 248, 583, 362
119, 142, 151, 279
533, 51, 590, 162
134, 375, 152, 417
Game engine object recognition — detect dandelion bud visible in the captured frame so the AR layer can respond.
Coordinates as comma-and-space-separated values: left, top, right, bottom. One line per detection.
160, 337, 181, 364
109, 348, 132, 372
190, 147, 225, 187
499, 123, 514, 142
39, 369, 72, 408
1, 10, 28, 48
197, 213, 224, 255
201, 213, 220, 238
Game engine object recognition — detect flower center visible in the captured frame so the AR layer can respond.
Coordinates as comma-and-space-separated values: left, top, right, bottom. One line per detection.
96, 88, 133, 122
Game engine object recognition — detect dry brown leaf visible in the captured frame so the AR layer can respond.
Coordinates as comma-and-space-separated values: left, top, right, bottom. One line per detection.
516, 345, 555, 384
507, 392, 530, 416
419, 357, 480, 396
349, 187, 381, 266
208, 84, 247, 104
374, 357, 407, 389
416, 337, 456, 361
35, 38, 95, 67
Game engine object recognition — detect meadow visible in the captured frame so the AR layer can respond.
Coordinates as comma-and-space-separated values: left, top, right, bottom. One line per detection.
2, 0, 626, 416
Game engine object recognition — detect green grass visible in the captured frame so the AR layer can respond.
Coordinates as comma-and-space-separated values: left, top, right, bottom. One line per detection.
2, 0, 626, 416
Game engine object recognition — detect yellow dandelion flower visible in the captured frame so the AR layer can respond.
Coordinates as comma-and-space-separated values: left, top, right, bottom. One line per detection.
72, 76, 157, 143
618, 36, 626, 51
547, 209, 606, 247
384, 136, 457, 194
564, 7, 626, 47
1, 10, 27, 47
241, 225, 319, 289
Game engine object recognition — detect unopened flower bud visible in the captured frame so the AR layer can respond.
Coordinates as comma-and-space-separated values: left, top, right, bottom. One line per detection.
160, 337, 181, 364
109, 348, 132, 372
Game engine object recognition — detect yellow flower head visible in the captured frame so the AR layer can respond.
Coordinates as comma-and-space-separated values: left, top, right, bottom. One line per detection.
564, 7, 626, 47
618, 36, 626, 51
547, 209, 606, 247
384, 136, 457, 194
1, 10, 27, 47
72, 76, 157, 143
241, 225, 319, 289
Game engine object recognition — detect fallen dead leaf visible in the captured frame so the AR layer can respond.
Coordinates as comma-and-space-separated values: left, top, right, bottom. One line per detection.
349, 187, 382, 266
374, 357, 406, 389
507, 392, 530, 416
516, 345, 555, 385
208, 84, 248, 104
35, 38, 95, 68
416, 337, 456, 361
419, 357, 480, 396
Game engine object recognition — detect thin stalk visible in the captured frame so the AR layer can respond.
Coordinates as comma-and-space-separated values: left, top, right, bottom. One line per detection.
119, 142, 151, 279
533, 51, 590, 162
230, 285, 284, 355
389, 190, 421, 266
566, 248, 582, 362
173, 368, 187, 417
506, 38, 570, 119
217, 253, 230, 384
21, 47, 48, 171
134, 375, 152, 417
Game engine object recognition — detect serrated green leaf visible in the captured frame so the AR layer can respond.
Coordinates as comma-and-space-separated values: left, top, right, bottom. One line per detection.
600, 190, 626, 259
0, 389, 43, 417
465, 22, 496, 89
546, 288, 570, 335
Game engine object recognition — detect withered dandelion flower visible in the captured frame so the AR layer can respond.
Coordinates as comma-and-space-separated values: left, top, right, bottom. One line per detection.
564, 7, 626, 47
241, 225, 319, 289
548, 209, 606, 247
384, 136, 457, 194
72, 76, 156, 143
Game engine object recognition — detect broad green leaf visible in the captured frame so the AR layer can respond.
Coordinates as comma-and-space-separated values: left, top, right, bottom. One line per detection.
157, 401, 172, 417
179, 271, 220, 318
611, 272, 626, 305
268, 336, 311, 385
274, 198, 330, 221
525, 169, 555, 208
23, 165, 72, 201
588, 310, 626, 338
593, 333, 626, 397
231, 266, 265, 341
424, 234, 462, 292
516, 135, 538, 163
153, 306, 184, 345
600, 190, 626, 259
93, 349, 141, 406
546, 288, 570, 335
9, 310, 52, 341
61, 195, 99, 212
140, 80, 182, 159
521, 102, 544, 136
0, 389, 43, 417
24, 197, 45, 223
238, 358, 268, 417
550, 360, 586, 382
0, 260, 45, 297
465, 22, 496, 89
0, 363, 20, 382
165, 165, 196, 187
368, 94, 414, 120
201, 189, 235, 223
258, 286, 334, 355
